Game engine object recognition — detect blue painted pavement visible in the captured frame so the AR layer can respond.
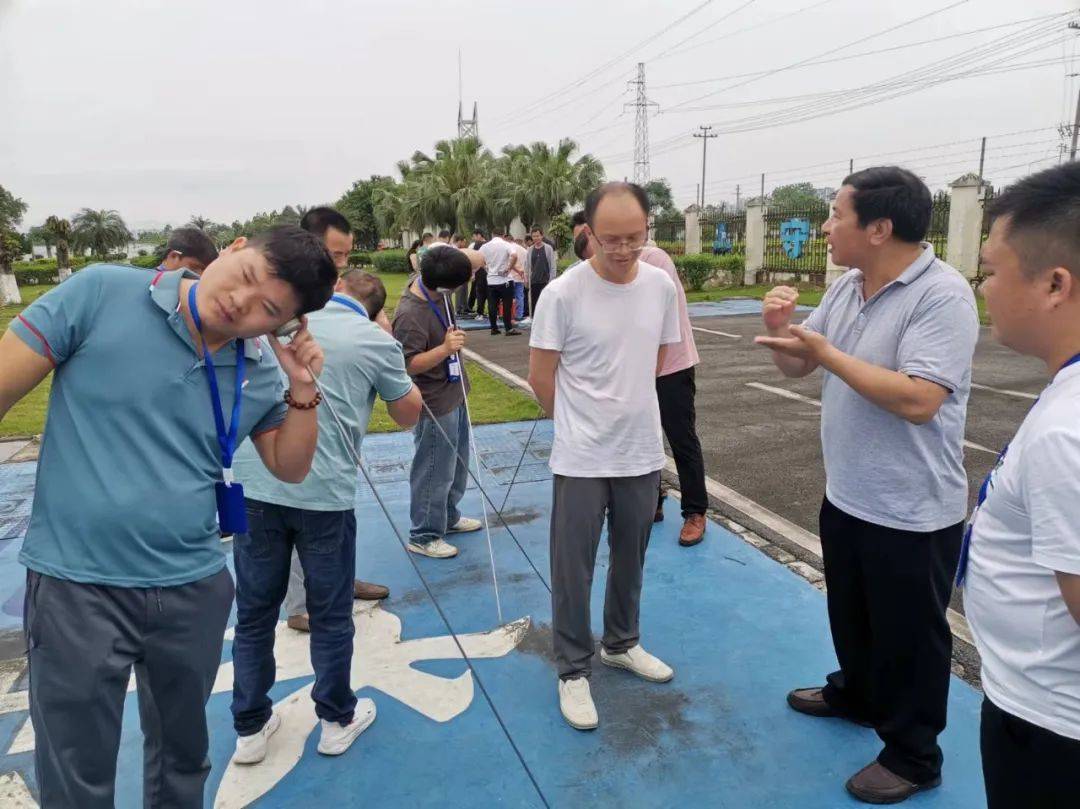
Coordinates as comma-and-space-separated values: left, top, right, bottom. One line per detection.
0, 421, 985, 807
688, 300, 813, 318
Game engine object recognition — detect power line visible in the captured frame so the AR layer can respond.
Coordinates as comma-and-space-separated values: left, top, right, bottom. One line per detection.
489, 0, 717, 127
647, 0, 758, 61
650, 12, 1070, 90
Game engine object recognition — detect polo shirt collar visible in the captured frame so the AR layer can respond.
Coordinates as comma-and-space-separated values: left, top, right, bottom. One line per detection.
149, 268, 263, 363
895, 242, 937, 286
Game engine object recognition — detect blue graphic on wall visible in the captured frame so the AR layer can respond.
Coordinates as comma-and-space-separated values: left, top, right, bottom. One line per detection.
780, 218, 811, 259
712, 222, 732, 255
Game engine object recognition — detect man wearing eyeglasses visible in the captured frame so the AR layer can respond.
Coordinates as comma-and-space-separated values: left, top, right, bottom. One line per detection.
528, 181, 682, 731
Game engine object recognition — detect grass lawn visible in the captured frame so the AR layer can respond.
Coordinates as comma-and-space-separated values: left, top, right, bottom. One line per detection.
0, 274, 537, 440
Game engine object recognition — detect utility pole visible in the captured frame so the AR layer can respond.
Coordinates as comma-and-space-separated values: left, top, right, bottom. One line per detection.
760, 173, 765, 201
1072, 87, 1080, 161
693, 125, 717, 207
456, 49, 478, 139
735, 184, 741, 210
849, 158, 853, 175
696, 184, 700, 208
978, 136, 987, 180
625, 63, 659, 185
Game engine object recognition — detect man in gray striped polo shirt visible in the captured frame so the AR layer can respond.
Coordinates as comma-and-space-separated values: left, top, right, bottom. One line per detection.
756, 167, 979, 804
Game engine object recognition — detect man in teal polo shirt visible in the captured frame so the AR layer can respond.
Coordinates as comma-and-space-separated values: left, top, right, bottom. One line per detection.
229, 212, 422, 763
0, 224, 336, 808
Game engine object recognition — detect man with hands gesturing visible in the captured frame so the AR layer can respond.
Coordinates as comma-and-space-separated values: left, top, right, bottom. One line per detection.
0, 224, 336, 808
756, 167, 979, 805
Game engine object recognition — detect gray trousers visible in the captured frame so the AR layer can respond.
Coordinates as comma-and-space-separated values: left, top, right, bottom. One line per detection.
284, 550, 306, 617
409, 404, 471, 544
25, 568, 234, 809
550, 471, 660, 680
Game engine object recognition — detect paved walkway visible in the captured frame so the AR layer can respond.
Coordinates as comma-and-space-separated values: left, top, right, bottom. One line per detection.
0, 422, 987, 807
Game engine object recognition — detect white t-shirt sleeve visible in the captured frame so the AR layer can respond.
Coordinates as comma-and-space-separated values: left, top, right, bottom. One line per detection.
528, 284, 566, 351
659, 278, 681, 345
1023, 426, 1080, 575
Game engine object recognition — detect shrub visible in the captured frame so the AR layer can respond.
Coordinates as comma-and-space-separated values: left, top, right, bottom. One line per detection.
371, 249, 408, 274
656, 239, 685, 256
672, 253, 746, 291
127, 254, 160, 269
348, 250, 373, 267
15, 267, 60, 285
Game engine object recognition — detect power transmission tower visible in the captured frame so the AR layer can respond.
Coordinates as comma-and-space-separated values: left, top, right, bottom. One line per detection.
625, 63, 658, 186
457, 50, 479, 139
693, 125, 717, 207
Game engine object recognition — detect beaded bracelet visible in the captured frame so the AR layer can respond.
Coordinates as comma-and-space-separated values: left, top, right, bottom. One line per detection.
284, 389, 322, 410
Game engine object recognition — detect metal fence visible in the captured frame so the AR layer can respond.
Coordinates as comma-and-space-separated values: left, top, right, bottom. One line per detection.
699, 213, 746, 255
652, 218, 685, 246
926, 193, 950, 260
762, 205, 829, 279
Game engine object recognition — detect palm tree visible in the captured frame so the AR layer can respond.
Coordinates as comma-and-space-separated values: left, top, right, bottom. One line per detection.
396, 138, 500, 235
501, 139, 604, 231
72, 208, 132, 260
188, 215, 213, 230
43, 216, 73, 280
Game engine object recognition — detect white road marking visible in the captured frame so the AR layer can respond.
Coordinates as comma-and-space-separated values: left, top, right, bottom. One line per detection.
745, 383, 999, 455
0, 772, 36, 808
970, 382, 1037, 401
691, 326, 740, 339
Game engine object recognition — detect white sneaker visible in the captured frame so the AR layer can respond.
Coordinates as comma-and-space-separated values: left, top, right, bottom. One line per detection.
317, 698, 377, 756
407, 538, 459, 558
600, 644, 674, 683
559, 677, 598, 730
447, 516, 483, 534
232, 711, 281, 765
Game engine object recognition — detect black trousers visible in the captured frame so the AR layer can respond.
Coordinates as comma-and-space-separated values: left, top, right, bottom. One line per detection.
487, 282, 514, 333
981, 697, 1080, 809
26, 569, 234, 809
470, 268, 488, 315
818, 497, 963, 785
655, 366, 707, 516
529, 281, 547, 317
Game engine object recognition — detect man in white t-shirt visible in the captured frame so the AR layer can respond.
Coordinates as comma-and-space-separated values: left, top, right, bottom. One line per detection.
962, 162, 1080, 808
528, 182, 681, 731
478, 229, 520, 336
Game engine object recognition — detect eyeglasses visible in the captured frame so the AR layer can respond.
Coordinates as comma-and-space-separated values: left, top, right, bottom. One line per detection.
592, 236, 646, 254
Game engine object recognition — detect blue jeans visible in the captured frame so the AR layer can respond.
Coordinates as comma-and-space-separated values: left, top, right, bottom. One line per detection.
513, 281, 526, 320
231, 499, 357, 734
409, 404, 471, 544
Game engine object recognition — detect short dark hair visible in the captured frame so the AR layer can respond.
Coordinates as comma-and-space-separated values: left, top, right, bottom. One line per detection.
438, 229, 452, 239
340, 269, 388, 319
422, 232, 434, 241
573, 231, 590, 260
988, 162, 1080, 278
491, 226, 506, 237
472, 228, 485, 237
531, 226, 544, 235
420, 244, 472, 291
841, 166, 931, 243
248, 225, 336, 315
299, 206, 352, 238
584, 182, 649, 228
161, 227, 218, 268
570, 210, 587, 228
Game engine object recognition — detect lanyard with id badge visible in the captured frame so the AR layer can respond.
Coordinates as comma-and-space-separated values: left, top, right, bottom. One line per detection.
418, 281, 463, 383
188, 283, 249, 535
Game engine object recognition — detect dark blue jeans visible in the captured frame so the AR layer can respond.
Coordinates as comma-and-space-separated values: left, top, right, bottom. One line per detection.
231, 499, 357, 734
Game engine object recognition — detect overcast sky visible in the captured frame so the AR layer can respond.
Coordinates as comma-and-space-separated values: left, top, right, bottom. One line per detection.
1, 0, 1076, 230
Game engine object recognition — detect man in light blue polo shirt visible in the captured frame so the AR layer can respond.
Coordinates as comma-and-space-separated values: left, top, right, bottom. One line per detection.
0, 225, 336, 808
230, 209, 421, 764
757, 167, 979, 804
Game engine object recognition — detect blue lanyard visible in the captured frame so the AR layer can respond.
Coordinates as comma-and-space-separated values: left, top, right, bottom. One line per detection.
417, 280, 451, 331
956, 351, 1080, 586
187, 283, 245, 479
331, 294, 368, 319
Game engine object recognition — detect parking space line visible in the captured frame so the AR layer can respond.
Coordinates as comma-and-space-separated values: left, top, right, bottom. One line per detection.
745, 382, 999, 456
692, 326, 740, 339
970, 382, 1037, 401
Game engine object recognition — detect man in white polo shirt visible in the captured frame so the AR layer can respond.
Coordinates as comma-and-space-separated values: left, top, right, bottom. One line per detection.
479, 228, 520, 336
529, 181, 681, 731
961, 162, 1080, 808
757, 166, 979, 803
